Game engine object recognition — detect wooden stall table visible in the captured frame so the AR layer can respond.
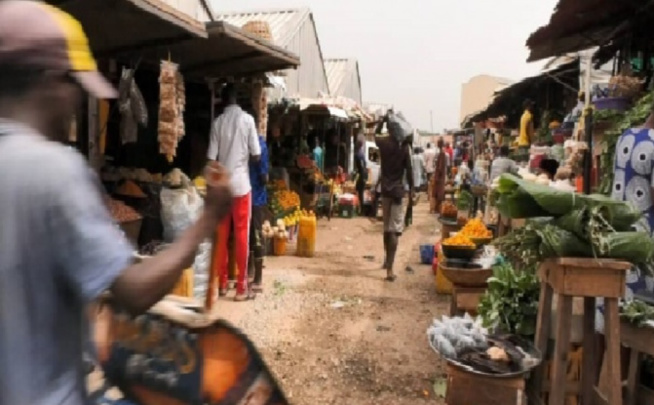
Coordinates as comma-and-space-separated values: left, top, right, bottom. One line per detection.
450, 286, 486, 316
438, 216, 460, 239
529, 258, 632, 405
621, 321, 654, 405
440, 264, 492, 317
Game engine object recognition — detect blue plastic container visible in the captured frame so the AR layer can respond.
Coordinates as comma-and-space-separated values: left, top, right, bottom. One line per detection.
420, 244, 436, 265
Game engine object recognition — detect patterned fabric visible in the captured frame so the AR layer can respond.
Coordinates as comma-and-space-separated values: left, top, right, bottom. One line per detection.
98, 306, 289, 405
598, 127, 654, 332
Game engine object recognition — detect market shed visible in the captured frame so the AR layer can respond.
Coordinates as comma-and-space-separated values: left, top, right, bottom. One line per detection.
215, 8, 330, 99
526, 0, 654, 62
47, 0, 208, 56
117, 21, 300, 80
324, 58, 363, 105
462, 59, 579, 129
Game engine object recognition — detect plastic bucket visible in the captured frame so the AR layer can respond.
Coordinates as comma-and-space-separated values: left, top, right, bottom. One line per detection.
420, 244, 435, 265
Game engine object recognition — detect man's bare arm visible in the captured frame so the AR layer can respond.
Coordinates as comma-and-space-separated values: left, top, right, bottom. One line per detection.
111, 170, 232, 314
405, 144, 414, 191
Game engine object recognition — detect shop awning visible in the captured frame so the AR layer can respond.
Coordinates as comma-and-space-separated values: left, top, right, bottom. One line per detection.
47, 0, 208, 56
525, 0, 653, 62
462, 60, 580, 128
121, 21, 300, 78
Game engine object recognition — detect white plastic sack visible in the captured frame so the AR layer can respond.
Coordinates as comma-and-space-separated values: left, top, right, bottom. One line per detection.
387, 111, 413, 143
160, 185, 203, 242
193, 241, 212, 300
160, 183, 211, 300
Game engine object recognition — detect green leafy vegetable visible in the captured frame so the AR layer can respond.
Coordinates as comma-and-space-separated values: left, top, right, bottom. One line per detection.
457, 190, 473, 211
621, 299, 654, 327
478, 262, 540, 337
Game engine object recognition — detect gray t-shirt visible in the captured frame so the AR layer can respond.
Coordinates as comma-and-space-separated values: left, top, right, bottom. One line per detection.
0, 121, 133, 405
490, 157, 518, 182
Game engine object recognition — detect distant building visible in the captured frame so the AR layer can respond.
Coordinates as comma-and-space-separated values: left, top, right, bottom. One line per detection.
416, 131, 453, 148
460, 74, 514, 126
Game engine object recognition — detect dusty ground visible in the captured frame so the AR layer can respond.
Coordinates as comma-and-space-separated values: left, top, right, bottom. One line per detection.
214, 200, 449, 404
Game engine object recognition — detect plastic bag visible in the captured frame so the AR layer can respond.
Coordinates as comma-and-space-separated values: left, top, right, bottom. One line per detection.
387, 110, 413, 143
192, 241, 211, 300
160, 184, 203, 242
118, 68, 148, 144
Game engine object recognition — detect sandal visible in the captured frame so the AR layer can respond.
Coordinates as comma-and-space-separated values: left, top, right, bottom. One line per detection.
234, 291, 256, 302
385, 274, 397, 282
251, 284, 263, 293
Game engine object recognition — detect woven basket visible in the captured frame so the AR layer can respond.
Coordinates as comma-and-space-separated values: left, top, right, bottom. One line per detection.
242, 20, 273, 42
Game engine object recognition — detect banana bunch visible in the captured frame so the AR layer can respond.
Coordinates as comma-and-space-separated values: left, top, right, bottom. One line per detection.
283, 208, 302, 227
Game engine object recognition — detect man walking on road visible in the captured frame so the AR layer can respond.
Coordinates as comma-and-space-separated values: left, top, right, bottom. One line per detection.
0, 2, 233, 404
375, 113, 414, 282
208, 84, 261, 301
423, 143, 436, 201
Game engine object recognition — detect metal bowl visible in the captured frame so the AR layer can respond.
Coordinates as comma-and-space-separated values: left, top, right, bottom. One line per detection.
440, 262, 492, 286
441, 245, 477, 260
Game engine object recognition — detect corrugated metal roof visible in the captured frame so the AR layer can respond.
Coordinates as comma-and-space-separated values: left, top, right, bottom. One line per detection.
324, 59, 351, 95
324, 58, 361, 104
214, 8, 311, 47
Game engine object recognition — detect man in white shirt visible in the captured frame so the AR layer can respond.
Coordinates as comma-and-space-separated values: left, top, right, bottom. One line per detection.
207, 84, 261, 301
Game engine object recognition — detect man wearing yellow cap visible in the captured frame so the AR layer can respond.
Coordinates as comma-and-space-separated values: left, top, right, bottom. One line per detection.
0, 2, 233, 404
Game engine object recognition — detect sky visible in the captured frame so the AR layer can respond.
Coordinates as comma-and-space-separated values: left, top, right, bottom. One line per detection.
211, 0, 559, 131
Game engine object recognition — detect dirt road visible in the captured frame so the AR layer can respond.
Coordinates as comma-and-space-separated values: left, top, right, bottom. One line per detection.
215, 201, 448, 404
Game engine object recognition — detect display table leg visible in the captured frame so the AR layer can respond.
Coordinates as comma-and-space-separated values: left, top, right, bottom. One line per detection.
603, 298, 623, 405
529, 282, 553, 404
625, 349, 642, 405
581, 297, 597, 405
548, 294, 573, 405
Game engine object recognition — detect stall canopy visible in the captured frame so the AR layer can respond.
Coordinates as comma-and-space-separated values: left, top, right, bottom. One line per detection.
462, 59, 579, 128
526, 0, 654, 62
296, 96, 372, 122
116, 21, 300, 79
47, 0, 208, 56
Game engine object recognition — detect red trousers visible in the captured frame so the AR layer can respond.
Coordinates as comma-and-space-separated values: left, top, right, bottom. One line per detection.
211, 192, 251, 294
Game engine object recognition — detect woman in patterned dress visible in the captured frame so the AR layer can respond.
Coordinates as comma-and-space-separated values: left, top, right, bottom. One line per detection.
602, 104, 654, 330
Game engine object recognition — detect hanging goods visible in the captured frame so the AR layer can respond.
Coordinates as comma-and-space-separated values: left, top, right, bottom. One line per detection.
158, 60, 185, 162
118, 67, 148, 144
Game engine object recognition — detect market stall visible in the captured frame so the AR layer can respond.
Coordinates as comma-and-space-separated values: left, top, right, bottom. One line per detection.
65, 17, 301, 302
490, 174, 654, 405
427, 169, 654, 404
266, 96, 371, 217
